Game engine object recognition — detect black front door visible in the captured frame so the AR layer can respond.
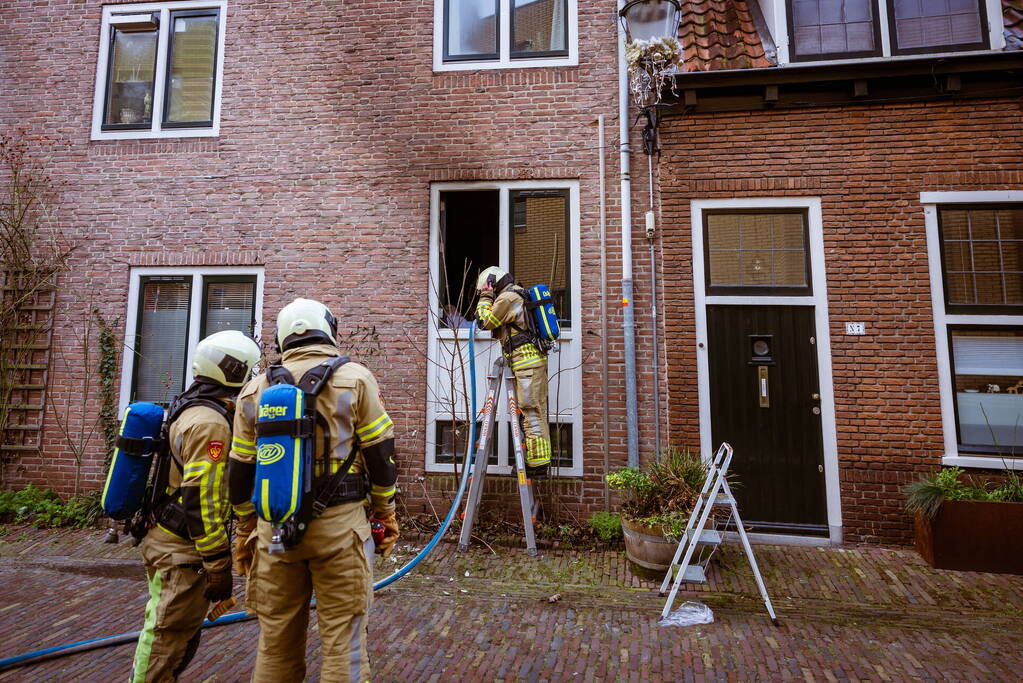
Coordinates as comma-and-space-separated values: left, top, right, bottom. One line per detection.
707, 305, 827, 535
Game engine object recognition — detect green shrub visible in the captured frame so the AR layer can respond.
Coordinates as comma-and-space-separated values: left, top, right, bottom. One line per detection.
0, 484, 102, 529
588, 511, 622, 542
606, 446, 708, 538
905, 466, 1023, 519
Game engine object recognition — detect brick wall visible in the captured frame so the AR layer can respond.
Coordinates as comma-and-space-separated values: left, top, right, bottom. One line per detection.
0, 1, 670, 524
657, 98, 1023, 544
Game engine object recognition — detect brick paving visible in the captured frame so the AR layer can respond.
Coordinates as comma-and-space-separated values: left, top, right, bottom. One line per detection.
1, 527, 1021, 681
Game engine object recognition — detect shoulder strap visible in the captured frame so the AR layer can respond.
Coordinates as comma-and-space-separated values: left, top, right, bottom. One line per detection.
254, 356, 350, 441
267, 363, 296, 386
296, 355, 350, 398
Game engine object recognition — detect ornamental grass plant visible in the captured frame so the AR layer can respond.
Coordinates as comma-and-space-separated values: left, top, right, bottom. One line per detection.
904, 466, 1023, 519
605, 446, 707, 538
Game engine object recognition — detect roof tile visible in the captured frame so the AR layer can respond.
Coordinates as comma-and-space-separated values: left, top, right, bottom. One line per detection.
679, 0, 774, 72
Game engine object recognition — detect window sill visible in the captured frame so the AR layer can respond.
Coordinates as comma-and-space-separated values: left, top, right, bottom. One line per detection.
779, 47, 1003, 69
433, 56, 578, 73
942, 453, 1023, 471
91, 126, 219, 142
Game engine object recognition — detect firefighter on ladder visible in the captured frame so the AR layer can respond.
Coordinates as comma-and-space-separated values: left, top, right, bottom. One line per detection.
475, 266, 551, 479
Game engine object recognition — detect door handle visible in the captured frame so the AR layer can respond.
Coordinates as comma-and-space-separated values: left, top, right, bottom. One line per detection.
758, 366, 769, 408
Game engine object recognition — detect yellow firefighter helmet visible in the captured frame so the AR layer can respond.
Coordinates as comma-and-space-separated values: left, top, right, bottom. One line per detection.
192, 330, 261, 387
276, 297, 338, 352
476, 266, 512, 293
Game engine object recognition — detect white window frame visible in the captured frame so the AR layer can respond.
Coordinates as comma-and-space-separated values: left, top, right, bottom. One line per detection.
426, 180, 583, 476
692, 197, 843, 545
91, 0, 228, 141
433, 0, 578, 72
922, 191, 1023, 471
770, 0, 1003, 66
118, 266, 264, 411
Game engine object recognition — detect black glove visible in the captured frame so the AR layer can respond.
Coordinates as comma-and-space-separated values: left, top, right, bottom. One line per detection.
203, 567, 233, 602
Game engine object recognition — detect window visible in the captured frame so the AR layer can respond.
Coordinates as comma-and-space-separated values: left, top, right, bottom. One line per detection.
888, 0, 987, 54
121, 268, 262, 406
435, 0, 577, 70
704, 210, 811, 295
509, 190, 571, 326
784, 0, 992, 62
92, 1, 226, 140
790, 0, 880, 60
925, 195, 1023, 467
939, 206, 1023, 313
948, 328, 1023, 454
428, 182, 582, 476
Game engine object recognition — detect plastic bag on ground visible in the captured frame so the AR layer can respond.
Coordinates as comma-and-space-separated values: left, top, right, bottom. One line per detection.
659, 601, 714, 627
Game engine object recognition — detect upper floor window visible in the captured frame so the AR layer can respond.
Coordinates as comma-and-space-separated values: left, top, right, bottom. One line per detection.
888, 0, 987, 54
790, 0, 881, 60
435, 0, 577, 71
786, 0, 990, 62
92, 1, 227, 140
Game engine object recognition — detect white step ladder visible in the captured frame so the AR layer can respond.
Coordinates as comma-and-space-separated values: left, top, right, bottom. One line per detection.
458, 355, 539, 555
659, 442, 780, 625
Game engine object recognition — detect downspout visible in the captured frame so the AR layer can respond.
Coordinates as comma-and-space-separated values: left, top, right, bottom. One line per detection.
617, 0, 640, 468
598, 114, 611, 509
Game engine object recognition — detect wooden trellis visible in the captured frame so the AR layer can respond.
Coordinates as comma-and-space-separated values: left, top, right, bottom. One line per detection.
1, 286, 55, 454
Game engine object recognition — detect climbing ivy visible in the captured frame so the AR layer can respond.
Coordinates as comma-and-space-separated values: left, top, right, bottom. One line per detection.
94, 309, 120, 472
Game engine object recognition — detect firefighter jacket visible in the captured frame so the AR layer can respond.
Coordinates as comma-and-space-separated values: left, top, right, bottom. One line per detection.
476, 288, 545, 373
477, 287, 551, 468
229, 343, 397, 518
164, 403, 233, 572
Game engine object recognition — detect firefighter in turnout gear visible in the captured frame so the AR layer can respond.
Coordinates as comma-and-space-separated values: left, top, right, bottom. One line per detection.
130, 330, 260, 683
475, 266, 551, 479
227, 298, 399, 683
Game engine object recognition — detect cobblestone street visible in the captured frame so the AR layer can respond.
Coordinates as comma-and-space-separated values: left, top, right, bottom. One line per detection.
1, 526, 1021, 681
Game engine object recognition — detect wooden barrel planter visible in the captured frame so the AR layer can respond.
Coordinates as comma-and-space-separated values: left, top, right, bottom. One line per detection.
621, 517, 676, 575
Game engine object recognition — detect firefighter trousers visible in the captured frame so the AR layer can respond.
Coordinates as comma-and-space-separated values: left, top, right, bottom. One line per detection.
131, 526, 208, 683
245, 501, 373, 683
513, 360, 550, 468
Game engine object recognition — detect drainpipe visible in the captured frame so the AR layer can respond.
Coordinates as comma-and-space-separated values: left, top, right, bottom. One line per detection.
617, 0, 639, 468
598, 114, 611, 509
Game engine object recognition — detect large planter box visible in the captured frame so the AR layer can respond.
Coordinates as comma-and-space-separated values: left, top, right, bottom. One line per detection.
914, 500, 1023, 574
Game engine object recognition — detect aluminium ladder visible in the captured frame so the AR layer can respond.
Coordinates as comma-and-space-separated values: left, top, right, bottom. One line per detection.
659, 442, 780, 625
458, 355, 540, 555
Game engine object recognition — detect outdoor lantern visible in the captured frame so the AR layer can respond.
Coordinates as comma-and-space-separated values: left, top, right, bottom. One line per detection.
618, 0, 682, 44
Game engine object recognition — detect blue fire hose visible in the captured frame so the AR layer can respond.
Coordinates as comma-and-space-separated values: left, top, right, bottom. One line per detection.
0, 325, 480, 672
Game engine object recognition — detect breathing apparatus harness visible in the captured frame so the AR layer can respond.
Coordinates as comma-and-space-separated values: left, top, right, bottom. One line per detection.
125, 381, 235, 546
485, 273, 557, 357
256, 355, 366, 553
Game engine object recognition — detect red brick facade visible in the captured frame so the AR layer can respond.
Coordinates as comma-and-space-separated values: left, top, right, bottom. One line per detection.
0, 1, 667, 525
658, 98, 1023, 543
4, 0, 1020, 546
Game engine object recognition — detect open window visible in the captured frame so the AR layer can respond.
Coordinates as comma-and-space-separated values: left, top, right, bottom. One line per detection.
428, 182, 581, 476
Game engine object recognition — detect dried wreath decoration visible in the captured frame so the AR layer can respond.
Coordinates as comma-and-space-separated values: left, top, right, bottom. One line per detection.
625, 36, 683, 107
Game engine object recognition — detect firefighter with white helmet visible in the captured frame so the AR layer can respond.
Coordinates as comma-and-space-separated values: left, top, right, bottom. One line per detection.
227, 297, 399, 682
476, 266, 552, 479
131, 330, 260, 682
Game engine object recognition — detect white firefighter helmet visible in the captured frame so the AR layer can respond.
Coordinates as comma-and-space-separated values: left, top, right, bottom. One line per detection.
192, 330, 260, 387
476, 266, 510, 293
276, 297, 338, 351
